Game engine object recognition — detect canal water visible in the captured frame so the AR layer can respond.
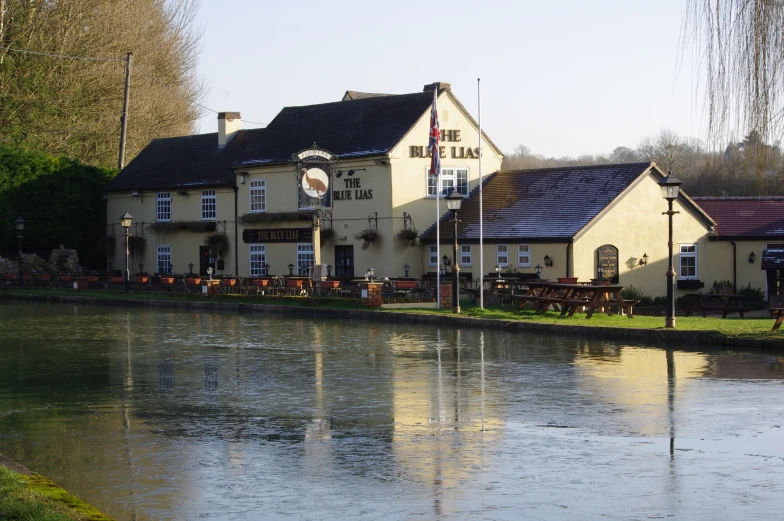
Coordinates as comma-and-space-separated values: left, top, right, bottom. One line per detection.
1, 302, 783, 520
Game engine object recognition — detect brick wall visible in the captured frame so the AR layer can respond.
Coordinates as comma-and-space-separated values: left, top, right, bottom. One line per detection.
439, 283, 452, 309
361, 282, 383, 307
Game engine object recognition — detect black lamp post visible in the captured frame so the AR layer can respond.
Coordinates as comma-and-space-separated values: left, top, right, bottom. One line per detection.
139, 263, 144, 275
659, 173, 682, 329
445, 189, 463, 313
288, 263, 295, 276
535, 264, 543, 278
188, 263, 194, 275
327, 264, 332, 277
439, 264, 446, 277
403, 263, 410, 277
14, 217, 25, 289
120, 212, 133, 294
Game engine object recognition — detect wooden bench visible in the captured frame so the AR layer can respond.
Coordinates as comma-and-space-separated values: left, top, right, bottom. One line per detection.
771, 308, 784, 331
682, 294, 752, 318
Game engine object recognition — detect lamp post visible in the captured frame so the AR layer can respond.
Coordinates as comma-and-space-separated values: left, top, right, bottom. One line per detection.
535, 264, 543, 278
445, 189, 463, 313
659, 174, 682, 329
14, 217, 25, 289
188, 263, 194, 275
403, 263, 410, 277
120, 212, 133, 294
288, 263, 295, 276
207, 267, 213, 280
368, 267, 375, 282
327, 264, 332, 277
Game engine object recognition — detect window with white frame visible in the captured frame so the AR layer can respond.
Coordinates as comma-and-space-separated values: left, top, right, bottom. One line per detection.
157, 245, 172, 274
517, 244, 530, 267
297, 243, 314, 276
460, 244, 472, 266
156, 192, 171, 222
679, 244, 697, 279
249, 244, 267, 276
249, 180, 266, 212
201, 190, 216, 220
497, 244, 509, 266
426, 168, 469, 197
429, 245, 439, 266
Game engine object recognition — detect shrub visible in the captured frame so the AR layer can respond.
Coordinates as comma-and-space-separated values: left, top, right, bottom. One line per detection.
354, 228, 380, 243
709, 280, 734, 294
204, 233, 229, 258
737, 283, 765, 301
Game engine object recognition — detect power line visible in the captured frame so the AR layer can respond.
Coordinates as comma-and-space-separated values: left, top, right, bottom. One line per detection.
134, 64, 267, 127
0, 45, 124, 62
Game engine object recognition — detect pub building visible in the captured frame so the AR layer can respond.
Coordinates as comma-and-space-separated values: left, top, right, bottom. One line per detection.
105, 82, 781, 301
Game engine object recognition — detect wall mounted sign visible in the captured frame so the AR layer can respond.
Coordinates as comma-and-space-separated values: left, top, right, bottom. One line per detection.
293, 144, 336, 210
597, 244, 619, 282
409, 128, 480, 159
243, 228, 313, 243
333, 177, 373, 201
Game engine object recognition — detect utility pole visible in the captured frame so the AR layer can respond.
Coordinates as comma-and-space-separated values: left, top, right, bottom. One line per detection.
118, 51, 132, 170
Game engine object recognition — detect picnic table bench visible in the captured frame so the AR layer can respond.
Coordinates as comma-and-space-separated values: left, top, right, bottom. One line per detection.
516, 281, 637, 318
681, 293, 751, 318
771, 307, 784, 331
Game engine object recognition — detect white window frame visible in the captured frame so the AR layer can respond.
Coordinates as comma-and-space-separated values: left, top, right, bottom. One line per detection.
426, 168, 469, 198
517, 244, 530, 267
679, 244, 698, 279
297, 243, 314, 276
156, 192, 171, 222
249, 244, 267, 276
157, 245, 172, 274
249, 179, 266, 213
460, 244, 472, 266
497, 244, 509, 267
428, 245, 439, 266
201, 190, 216, 221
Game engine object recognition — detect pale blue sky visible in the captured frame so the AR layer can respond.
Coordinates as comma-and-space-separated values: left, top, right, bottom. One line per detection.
194, 0, 702, 158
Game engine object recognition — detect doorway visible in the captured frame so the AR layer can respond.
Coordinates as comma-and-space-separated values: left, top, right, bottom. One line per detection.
334, 245, 354, 279
199, 246, 214, 276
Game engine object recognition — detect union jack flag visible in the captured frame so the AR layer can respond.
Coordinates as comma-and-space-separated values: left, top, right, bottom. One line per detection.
428, 88, 440, 178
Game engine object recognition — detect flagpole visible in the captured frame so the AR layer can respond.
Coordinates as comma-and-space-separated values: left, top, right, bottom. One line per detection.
429, 87, 441, 310
478, 78, 484, 309
436, 183, 440, 309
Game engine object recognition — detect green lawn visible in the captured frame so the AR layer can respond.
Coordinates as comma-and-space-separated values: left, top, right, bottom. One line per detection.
0, 465, 113, 521
2, 288, 781, 341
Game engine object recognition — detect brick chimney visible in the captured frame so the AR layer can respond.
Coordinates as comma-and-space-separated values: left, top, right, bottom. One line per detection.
423, 82, 451, 93
218, 112, 241, 148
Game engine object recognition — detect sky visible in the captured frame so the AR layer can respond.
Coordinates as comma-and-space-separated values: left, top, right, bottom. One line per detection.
193, 0, 704, 159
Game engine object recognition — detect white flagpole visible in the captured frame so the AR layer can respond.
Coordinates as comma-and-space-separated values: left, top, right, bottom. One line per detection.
436, 182, 440, 309
478, 78, 484, 309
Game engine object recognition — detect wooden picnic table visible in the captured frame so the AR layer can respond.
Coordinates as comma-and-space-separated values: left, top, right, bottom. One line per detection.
516, 282, 637, 318
770, 307, 784, 331
681, 293, 751, 318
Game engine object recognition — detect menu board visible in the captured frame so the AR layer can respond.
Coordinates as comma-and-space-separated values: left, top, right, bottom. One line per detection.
597, 244, 619, 282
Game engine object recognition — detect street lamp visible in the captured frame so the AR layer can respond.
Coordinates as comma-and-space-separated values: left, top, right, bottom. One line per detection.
120, 212, 133, 294
659, 173, 682, 329
535, 264, 543, 278
207, 266, 213, 280
188, 262, 194, 275
445, 188, 463, 313
288, 263, 295, 276
326, 264, 332, 277
368, 267, 375, 281
14, 217, 25, 289
403, 263, 410, 277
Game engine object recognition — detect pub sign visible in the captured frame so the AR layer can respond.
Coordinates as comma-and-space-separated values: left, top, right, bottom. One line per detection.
293, 145, 335, 210
243, 228, 313, 243
597, 244, 619, 283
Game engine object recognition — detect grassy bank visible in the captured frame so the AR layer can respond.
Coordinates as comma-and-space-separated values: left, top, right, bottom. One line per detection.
2, 288, 781, 342
0, 465, 113, 521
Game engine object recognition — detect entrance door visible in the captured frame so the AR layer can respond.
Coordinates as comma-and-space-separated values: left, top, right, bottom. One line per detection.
334, 245, 354, 279
199, 246, 213, 276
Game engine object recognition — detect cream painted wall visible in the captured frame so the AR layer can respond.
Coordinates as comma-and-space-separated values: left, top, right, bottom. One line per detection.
107, 187, 237, 275
574, 172, 712, 298
703, 240, 775, 295
389, 92, 502, 273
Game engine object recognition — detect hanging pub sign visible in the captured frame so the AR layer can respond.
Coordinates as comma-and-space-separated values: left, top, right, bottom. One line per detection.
243, 228, 313, 243
597, 244, 619, 283
293, 144, 336, 210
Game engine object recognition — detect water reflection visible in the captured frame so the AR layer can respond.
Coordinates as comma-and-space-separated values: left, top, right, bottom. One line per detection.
1, 302, 784, 520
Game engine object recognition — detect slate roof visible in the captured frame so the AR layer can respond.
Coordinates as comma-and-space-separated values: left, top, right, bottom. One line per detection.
692, 197, 784, 239
233, 91, 434, 166
106, 129, 264, 192
342, 91, 395, 100
421, 162, 697, 242
108, 91, 435, 191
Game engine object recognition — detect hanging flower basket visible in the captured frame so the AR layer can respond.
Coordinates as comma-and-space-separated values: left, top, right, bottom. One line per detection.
396, 228, 419, 246
128, 236, 146, 257
204, 233, 230, 258
355, 228, 380, 248
320, 227, 335, 243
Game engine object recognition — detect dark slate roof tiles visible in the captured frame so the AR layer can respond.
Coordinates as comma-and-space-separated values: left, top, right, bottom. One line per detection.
421, 162, 656, 242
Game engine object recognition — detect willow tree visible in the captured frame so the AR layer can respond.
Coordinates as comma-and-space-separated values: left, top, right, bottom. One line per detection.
0, 0, 205, 168
685, 1, 784, 143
